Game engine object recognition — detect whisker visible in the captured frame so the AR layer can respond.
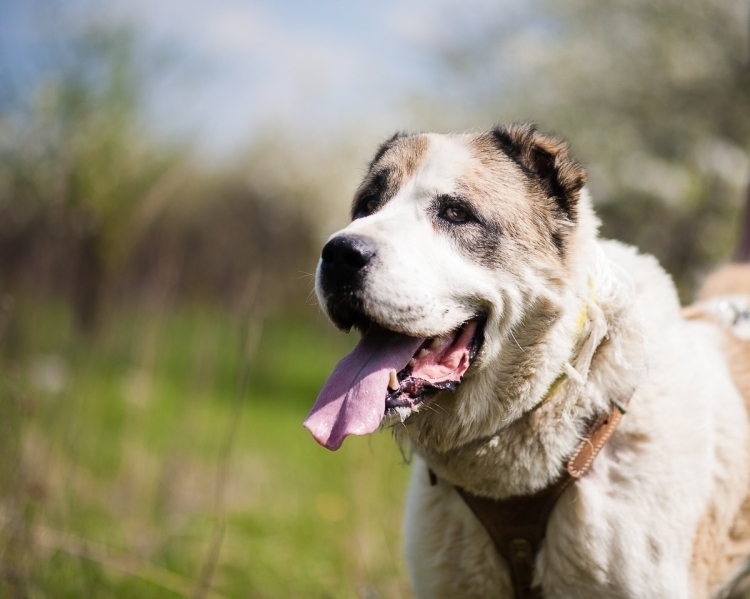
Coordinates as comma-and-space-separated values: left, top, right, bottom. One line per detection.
509, 329, 525, 353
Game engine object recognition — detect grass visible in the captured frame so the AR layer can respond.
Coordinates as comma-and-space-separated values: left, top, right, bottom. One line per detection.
0, 298, 413, 599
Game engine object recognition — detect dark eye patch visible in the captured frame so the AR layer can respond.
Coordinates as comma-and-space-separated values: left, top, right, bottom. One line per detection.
351, 169, 391, 219
434, 195, 478, 225
432, 195, 487, 228
431, 194, 504, 267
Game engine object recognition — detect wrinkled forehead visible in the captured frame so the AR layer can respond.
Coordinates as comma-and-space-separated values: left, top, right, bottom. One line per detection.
353, 133, 532, 216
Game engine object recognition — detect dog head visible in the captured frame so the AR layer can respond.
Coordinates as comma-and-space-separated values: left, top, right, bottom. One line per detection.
305, 124, 594, 451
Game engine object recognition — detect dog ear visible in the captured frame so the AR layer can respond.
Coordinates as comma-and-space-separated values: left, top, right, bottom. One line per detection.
492, 124, 586, 219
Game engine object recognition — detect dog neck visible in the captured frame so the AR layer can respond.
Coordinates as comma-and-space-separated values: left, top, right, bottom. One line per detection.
526, 276, 604, 413
398, 241, 646, 499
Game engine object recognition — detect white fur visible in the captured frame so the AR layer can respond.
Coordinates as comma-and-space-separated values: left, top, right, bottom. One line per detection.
401, 239, 749, 598
317, 133, 750, 598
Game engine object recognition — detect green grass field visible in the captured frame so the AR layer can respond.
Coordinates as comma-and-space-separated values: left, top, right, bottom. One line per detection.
0, 300, 413, 598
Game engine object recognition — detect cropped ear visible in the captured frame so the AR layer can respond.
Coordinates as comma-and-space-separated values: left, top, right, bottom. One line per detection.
492, 123, 586, 219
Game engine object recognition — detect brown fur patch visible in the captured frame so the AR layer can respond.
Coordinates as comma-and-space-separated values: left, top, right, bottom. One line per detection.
688, 273, 750, 596
436, 134, 572, 271
448, 153, 559, 269
490, 124, 586, 223
719, 331, 750, 595
699, 264, 750, 299
689, 331, 750, 596
472, 125, 587, 255
351, 134, 429, 218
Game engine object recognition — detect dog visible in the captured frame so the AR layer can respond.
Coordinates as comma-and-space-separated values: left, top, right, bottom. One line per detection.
304, 124, 750, 598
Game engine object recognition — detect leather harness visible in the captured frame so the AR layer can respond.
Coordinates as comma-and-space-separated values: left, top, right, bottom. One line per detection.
436, 397, 630, 599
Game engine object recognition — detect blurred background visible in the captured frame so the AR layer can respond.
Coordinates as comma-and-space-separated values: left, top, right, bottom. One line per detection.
0, 0, 748, 597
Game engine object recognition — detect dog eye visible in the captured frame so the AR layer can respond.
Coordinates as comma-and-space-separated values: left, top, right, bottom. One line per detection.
442, 206, 471, 224
354, 197, 378, 218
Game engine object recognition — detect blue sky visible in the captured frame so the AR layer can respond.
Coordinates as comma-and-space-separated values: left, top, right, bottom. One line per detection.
0, 0, 512, 157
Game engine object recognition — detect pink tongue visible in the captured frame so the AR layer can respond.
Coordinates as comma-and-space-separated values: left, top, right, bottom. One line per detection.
304, 326, 424, 450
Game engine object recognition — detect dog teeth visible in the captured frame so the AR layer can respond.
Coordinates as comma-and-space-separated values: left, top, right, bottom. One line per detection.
388, 369, 399, 391
418, 348, 429, 358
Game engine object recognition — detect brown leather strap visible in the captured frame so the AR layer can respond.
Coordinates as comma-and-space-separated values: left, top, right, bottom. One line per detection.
456, 399, 629, 599
567, 399, 627, 478
458, 475, 574, 599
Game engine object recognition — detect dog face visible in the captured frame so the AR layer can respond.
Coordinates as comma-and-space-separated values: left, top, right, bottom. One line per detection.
306, 125, 589, 451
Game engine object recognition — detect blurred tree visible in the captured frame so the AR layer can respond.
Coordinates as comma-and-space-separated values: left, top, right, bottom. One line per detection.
0, 16, 321, 328
429, 0, 750, 297
0, 23, 184, 330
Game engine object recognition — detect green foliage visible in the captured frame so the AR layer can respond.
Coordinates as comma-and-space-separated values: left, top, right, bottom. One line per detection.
1, 24, 177, 243
0, 23, 187, 330
0, 20, 320, 329
0, 300, 410, 598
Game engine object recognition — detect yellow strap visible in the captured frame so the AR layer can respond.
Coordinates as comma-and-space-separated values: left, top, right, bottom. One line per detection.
535, 277, 598, 408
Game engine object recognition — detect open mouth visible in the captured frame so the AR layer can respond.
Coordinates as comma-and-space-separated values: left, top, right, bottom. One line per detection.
384, 320, 483, 415
304, 315, 485, 451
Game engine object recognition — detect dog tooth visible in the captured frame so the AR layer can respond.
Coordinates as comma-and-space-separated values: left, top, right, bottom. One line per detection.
408, 358, 416, 367
430, 337, 443, 349
418, 348, 429, 358
388, 369, 399, 391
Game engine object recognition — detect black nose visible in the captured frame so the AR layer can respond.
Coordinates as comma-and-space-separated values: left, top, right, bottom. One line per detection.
321, 235, 375, 273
